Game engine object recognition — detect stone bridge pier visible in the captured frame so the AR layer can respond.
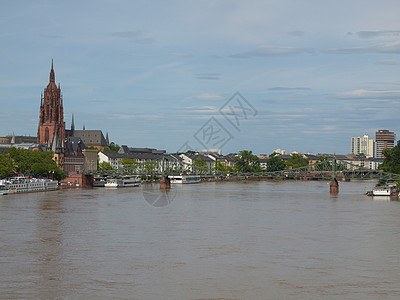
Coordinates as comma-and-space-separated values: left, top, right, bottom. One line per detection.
330, 178, 339, 193
160, 176, 171, 189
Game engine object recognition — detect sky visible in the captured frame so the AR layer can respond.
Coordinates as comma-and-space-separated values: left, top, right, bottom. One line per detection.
1, 0, 400, 155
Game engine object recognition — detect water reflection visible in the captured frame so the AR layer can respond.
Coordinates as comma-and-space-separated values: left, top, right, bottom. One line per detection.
34, 194, 65, 299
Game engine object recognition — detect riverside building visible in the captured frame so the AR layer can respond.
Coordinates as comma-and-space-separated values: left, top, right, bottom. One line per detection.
376, 130, 396, 159
351, 135, 375, 158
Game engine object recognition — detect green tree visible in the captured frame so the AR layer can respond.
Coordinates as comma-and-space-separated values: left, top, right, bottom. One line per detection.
266, 152, 286, 172
193, 158, 208, 173
0, 153, 15, 178
318, 156, 347, 171
0, 148, 65, 179
98, 162, 114, 170
103, 142, 120, 153
86, 146, 99, 151
380, 141, 400, 174
286, 153, 309, 169
214, 161, 227, 172
234, 150, 262, 173
120, 158, 139, 166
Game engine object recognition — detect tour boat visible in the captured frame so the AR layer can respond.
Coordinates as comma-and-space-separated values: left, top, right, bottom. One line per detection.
169, 175, 201, 184
104, 176, 141, 187
0, 177, 59, 195
93, 177, 106, 187
372, 186, 396, 196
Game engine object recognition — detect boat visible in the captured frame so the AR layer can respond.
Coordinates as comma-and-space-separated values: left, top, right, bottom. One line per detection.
0, 177, 59, 195
372, 186, 396, 196
104, 176, 141, 187
371, 182, 398, 197
169, 175, 201, 184
93, 177, 106, 187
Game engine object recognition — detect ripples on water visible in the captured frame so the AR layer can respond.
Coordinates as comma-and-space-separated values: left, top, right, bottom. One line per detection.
1, 181, 400, 299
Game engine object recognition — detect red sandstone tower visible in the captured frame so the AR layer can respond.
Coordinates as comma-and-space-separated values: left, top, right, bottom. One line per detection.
37, 60, 65, 145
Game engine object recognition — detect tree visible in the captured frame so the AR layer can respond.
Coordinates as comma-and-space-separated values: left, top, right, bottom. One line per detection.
0, 147, 65, 179
286, 153, 309, 169
234, 150, 262, 173
0, 153, 14, 178
98, 162, 114, 170
103, 142, 120, 153
380, 141, 400, 174
193, 158, 208, 173
214, 161, 227, 172
318, 156, 347, 171
120, 158, 139, 166
266, 152, 286, 172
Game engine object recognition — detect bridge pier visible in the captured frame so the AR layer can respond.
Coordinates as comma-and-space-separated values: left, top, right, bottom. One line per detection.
160, 176, 171, 190
330, 178, 339, 193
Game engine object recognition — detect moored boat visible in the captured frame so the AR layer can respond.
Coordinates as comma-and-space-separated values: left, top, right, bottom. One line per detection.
169, 175, 201, 184
0, 177, 59, 195
372, 185, 397, 196
104, 176, 141, 187
93, 177, 106, 187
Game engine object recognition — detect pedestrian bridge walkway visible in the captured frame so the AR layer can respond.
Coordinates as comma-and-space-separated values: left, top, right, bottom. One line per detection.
85, 157, 400, 182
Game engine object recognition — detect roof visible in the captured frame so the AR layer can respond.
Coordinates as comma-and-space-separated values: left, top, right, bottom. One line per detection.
73, 130, 107, 146
118, 145, 166, 154
101, 151, 178, 161
67, 137, 86, 157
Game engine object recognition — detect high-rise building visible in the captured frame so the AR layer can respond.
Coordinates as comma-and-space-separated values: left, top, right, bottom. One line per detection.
376, 129, 396, 158
351, 135, 375, 158
37, 60, 65, 145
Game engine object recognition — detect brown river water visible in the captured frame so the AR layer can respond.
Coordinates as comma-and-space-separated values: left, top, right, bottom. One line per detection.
1, 180, 400, 299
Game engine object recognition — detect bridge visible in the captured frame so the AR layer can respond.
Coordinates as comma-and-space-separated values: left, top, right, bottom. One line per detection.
85, 157, 400, 183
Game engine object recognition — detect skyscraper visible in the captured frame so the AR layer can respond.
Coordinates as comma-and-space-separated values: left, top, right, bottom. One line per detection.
376, 129, 396, 158
351, 135, 375, 158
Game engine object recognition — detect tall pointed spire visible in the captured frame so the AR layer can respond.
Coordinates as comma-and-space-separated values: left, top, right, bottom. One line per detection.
49, 59, 55, 83
71, 114, 75, 132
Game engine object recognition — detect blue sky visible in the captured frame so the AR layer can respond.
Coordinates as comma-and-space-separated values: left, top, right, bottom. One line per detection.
1, 0, 400, 155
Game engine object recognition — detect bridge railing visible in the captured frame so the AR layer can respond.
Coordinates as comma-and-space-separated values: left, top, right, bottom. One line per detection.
85, 156, 400, 181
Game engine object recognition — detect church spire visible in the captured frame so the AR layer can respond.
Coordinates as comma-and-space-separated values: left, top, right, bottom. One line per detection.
49, 59, 55, 83
71, 114, 75, 132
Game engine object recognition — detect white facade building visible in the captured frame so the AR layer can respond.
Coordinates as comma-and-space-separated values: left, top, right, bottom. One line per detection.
351, 135, 375, 158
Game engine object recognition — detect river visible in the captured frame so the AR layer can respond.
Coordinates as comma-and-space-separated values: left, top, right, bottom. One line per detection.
1, 180, 400, 299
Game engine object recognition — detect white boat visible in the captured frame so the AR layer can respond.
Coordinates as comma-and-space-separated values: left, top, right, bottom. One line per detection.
0, 177, 59, 195
372, 186, 396, 196
104, 176, 141, 187
169, 175, 201, 184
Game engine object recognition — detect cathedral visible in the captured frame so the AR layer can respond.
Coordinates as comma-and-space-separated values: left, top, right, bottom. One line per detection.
37, 60, 66, 168
36, 61, 105, 174
37, 60, 65, 146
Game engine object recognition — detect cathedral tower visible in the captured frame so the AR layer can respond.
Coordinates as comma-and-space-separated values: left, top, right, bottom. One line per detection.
37, 60, 66, 146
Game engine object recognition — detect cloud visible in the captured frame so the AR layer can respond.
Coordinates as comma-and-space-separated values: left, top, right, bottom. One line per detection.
193, 73, 220, 80
112, 113, 163, 120
268, 87, 311, 91
194, 93, 224, 101
39, 34, 64, 39
122, 53, 147, 58
110, 31, 141, 38
230, 46, 315, 58
326, 40, 400, 54
355, 30, 400, 39
135, 38, 155, 44
187, 106, 219, 113
168, 52, 191, 57
287, 30, 305, 37
374, 60, 400, 65
335, 89, 400, 99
